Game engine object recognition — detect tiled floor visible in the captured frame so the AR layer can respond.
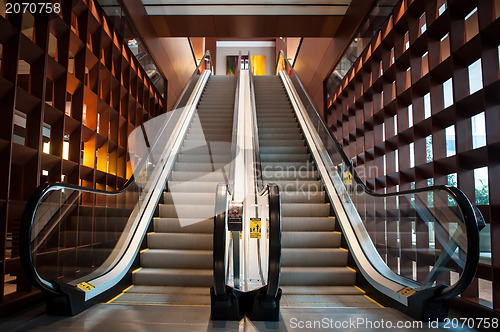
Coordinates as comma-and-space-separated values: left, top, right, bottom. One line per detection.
4, 302, 477, 331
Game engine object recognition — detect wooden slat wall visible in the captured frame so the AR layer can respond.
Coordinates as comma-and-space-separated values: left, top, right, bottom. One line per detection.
0, 0, 166, 314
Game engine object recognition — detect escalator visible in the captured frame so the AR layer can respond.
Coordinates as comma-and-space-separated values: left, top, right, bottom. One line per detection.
246, 52, 484, 320
18, 48, 484, 322
18, 52, 230, 314
253, 76, 367, 305
110, 76, 237, 305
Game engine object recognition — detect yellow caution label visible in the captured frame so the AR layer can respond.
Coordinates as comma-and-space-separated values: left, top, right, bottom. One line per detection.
267, 219, 269, 239
250, 218, 261, 239
344, 171, 352, 185
397, 286, 416, 297
230, 232, 242, 239
76, 282, 95, 292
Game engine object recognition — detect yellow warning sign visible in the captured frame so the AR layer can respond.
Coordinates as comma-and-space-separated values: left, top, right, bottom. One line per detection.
230, 232, 242, 239
344, 171, 352, 185
76, 282, 95, 292
397, 286, 416, 297
250, 218, 261, 239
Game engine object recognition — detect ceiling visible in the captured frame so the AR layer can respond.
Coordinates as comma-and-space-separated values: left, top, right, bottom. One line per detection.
140, 0, 353, 37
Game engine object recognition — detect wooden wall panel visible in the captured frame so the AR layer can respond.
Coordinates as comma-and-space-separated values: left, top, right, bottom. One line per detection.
0, 0, 166, 315
327, 0, 500, 316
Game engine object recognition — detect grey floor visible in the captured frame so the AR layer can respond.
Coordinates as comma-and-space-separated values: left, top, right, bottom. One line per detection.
3, 300, 479, 332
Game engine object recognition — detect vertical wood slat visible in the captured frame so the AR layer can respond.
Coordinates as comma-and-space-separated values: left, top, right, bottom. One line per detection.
0, 0, 166, 311
326, 0, 500, 313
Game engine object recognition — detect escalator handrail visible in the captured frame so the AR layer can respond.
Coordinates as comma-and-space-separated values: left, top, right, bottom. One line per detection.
276, 50, 483, 302
228, 53, 242, 197
266, 184, 281, 300
20, 51, 213, 295
213, 184, 228, 297
248, 52, 264, 193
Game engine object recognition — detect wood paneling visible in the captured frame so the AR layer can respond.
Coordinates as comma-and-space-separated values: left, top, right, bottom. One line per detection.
327, 0, 500, 314
0, 0, 165, 314
293, 0, 377, 116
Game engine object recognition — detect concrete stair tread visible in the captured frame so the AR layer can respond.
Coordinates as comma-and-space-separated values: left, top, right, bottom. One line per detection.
124, 285, 209, 295
280, 286, 364, 296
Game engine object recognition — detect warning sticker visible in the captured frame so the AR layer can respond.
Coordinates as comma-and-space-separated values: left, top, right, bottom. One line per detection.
230, 232, 242, 239
76, 282, 95, 292
267, 219, 269, 239
344, 171, 352, 185
250, 218, 261, 239
397, 286, 416, 297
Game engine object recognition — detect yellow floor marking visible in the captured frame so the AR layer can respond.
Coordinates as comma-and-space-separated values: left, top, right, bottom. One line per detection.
122, 285, 134, 293
283, 306, 385, 309
340, 247, 348, 252
106, 292, 125, 304
364, 295, 384, 308
347, 266, 356, 272
146, 232, 155, 235
139, 248, 149, 253
108, 302, 210, 307
354, 286, 366, 294
334, 231, 342, 234
132, 267, 142, 274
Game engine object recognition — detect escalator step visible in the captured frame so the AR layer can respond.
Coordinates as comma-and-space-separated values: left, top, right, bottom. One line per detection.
147, 233, 213, 250
280, 267, 356, 286
159, 203, 215, 218
282, 231, 341, 248
282, 248, 348, 267
153, 218, 212, 233
133, 268, 212, 287
282, 202, 330, 215
141, 249, 212, 269
281, 217, 335, 231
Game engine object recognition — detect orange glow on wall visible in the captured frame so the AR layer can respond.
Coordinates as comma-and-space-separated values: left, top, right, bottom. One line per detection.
251, 55, 266, 75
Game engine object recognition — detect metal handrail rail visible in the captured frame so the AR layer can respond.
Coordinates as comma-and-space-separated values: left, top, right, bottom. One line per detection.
275, 50, 484, 302
248, 52, 265, 194
227, 53, 242, 197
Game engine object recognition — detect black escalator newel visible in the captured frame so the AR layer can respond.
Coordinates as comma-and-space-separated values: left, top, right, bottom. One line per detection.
210, 286, 245, 320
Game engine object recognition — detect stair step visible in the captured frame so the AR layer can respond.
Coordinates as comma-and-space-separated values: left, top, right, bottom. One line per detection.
282, 248, 348, 267
261, 153, 310, 162
260, 146, 307, 155
283, 231, 341, 248
280, 267, 356, 286
169, 171, 227, 182
159, 204, 215, 218
141, 249, 212, 269
153, 218, 212, 233
173, 162, 228, 172
282, 203, 330, 216
271, 181, 323, 193
280, 286, 364, 296
282, 217, 335, 231
147, 233, 213, 250
163, 192, 216, 205
133, 268, 212, 287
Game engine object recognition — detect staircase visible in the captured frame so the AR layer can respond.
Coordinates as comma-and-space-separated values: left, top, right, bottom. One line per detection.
253, 76, 375, 308
111, 76, 236, 305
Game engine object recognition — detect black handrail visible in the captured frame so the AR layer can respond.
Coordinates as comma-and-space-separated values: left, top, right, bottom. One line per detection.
266, 184, 281, 301
248, 52, 264, 193
276, 51, 484, 303
213, 184, 228, 297
228, 52, 242, 196
20, 50, 214, 296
